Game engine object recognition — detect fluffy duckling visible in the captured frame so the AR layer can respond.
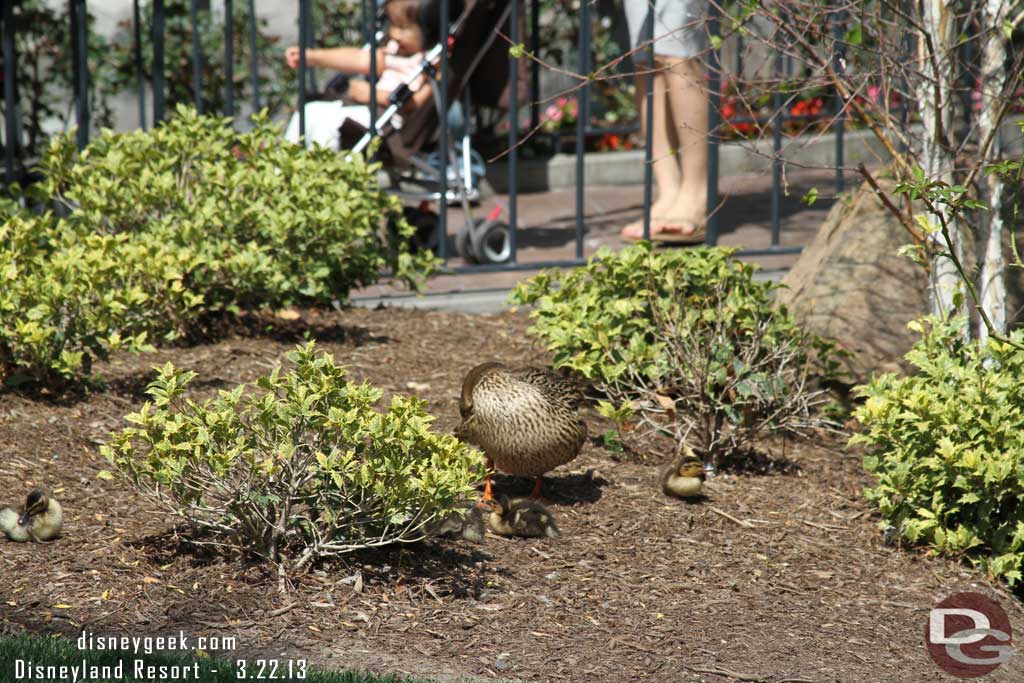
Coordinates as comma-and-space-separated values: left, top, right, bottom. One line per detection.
486, 496, 561, 538
661, 445, 706, 499
0, 489, 63, 542
456, 362, 587, 501
430, 506, 485, 543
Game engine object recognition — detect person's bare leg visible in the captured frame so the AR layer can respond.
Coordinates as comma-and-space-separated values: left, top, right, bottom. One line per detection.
621, 63, 681, 239
655, 55, 708, 236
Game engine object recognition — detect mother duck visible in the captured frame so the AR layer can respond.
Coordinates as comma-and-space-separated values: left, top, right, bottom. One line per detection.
456, 362, 587, 501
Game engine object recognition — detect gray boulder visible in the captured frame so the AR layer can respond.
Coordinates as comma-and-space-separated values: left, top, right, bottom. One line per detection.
777, 180, 930, 384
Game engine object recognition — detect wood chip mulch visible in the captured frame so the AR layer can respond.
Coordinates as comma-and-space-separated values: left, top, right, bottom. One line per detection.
2, 306, 1022, 682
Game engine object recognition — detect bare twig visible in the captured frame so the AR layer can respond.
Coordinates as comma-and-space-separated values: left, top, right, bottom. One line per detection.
709, 506, 755, 529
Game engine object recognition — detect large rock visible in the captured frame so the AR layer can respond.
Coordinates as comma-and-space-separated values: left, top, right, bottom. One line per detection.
778, 181, 930, 384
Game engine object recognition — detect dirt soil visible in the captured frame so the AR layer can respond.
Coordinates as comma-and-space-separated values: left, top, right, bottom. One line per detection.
2, 307, 1023, 683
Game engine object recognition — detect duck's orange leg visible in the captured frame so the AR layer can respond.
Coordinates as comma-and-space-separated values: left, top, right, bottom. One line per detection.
530, 476, 544, 499
477, 458, 496, 507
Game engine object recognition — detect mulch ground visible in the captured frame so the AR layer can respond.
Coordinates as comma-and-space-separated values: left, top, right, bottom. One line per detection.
2, 306, 1023, 683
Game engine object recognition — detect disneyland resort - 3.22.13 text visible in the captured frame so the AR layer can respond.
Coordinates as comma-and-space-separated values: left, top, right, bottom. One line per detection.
9, 631, 308, 681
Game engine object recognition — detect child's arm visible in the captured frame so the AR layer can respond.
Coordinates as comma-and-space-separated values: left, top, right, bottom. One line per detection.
407, 79, 433, 112
284, 46, 387, 76
346, 79, 393, 108
348, 77, 434, 113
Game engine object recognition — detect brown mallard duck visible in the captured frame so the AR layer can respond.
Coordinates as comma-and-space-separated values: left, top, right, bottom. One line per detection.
0, 489, 63, 542
487, 496, 561, 538
456, 362, 587, 501
661, 444, 706, 499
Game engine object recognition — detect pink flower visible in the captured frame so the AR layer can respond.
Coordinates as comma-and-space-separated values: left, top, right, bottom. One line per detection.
867, 84, 881, 103
546, 104, 563, 121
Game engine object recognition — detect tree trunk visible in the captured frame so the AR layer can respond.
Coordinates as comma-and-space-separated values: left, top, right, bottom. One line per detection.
916, 0, 969, 329
976, 1, 1010, 343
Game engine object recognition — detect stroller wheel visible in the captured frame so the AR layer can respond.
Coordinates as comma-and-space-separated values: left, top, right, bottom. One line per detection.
455, 221, 478, 262
390, 207, 441, 254
470, 220, 512, 265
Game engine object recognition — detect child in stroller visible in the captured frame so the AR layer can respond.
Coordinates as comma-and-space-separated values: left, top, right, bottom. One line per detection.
283, 0, 456, 149
284, 0, 516, 265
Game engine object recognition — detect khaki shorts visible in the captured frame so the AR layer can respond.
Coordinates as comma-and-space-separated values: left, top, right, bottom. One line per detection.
624, 0, 707, 60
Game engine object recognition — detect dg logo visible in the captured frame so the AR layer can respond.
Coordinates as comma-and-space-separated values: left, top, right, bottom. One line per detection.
926, 592, 1013, 678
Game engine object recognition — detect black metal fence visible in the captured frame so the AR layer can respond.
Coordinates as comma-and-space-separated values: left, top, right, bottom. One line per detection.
1, 1, 852, 271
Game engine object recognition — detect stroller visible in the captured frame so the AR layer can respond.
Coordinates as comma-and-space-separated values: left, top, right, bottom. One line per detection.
335, 0, 519, 264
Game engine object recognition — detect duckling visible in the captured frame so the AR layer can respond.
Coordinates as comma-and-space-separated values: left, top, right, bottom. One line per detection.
456, 362, 587, 502
0, 489, 63, 542
661, 445, 706, 499
486, 496, 561, 538
430, 506, 485, 543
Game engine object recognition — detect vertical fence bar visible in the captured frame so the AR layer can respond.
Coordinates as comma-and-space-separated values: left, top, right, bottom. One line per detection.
190, 0, 203, 112
641, 6, 654, 240
898, 0, 911, 154
153, 0, 166, 122
581, 1, 591, 135
248, 0, 260, 113
70, 0, 90, 149
831, 8, 845, 193
302, 0, 317, 94
297, 0, 308, 141
734, 26, 743, 78
133, 0, 147, 129
368, 0, 377, 134
2, 0, 17, 185
225, 0, 234, 118
508, 0, 519, 262
770, 29, 782, 247
705, 2, 720, 245
437, 0, 449, 263
573, 0, 590, 258
529, 0, 540, 132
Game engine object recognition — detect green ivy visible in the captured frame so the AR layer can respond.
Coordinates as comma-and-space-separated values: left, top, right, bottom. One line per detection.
103, 342, 486, 565
853, 316, 1024, 590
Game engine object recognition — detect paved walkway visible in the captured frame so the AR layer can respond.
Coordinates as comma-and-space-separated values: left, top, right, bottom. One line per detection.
352, 167, 855, 311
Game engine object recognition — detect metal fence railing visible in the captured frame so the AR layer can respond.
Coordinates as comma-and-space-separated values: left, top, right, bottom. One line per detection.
1, 1, 857, 271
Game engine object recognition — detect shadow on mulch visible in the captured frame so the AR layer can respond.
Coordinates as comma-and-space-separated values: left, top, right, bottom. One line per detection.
489, 469, 611, 505
182, 309, 394, 347
104, 371, 233, 402
322, 543, 500, 600
719, 447, 802, 476
130, 527, 236, 569
127, 524, 502, 602
0, 308, 394, 406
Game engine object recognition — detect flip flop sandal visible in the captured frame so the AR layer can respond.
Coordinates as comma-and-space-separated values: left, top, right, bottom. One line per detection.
650, 224, 707, 244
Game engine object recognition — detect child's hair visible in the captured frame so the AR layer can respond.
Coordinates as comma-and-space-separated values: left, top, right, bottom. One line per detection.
386, 0, 420, 29
387, 0, 465, 47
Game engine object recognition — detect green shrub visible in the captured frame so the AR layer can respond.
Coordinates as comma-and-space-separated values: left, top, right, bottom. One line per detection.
0, 214, 202, 384
853, 316, 1024, 590
1, 106, 435, 385
42, 105, 434, 309
102, 343, 486, 568
510, 243, 835, 463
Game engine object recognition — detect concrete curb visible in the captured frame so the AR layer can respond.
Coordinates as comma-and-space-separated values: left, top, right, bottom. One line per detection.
484, 117, 1024, 194
351, 269, 788, 313
485, 128, 891, 194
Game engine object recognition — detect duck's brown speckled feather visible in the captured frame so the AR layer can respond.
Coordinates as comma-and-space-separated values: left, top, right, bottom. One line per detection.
456, 362, 586, 478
